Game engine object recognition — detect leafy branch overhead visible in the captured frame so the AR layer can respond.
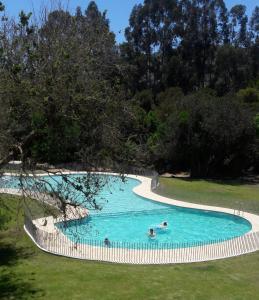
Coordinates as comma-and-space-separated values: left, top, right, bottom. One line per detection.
0, 1, 135, 221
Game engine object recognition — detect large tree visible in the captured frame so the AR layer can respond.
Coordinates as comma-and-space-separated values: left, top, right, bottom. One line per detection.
0, 1, 135, 222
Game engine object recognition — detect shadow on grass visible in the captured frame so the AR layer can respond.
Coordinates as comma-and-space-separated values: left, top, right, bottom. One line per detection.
0, 271, 44, 300
0, 242, 34, 266
0, 242, 43, 299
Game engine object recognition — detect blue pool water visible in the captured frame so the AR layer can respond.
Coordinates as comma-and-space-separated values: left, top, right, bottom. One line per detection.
0, 174, 252, 248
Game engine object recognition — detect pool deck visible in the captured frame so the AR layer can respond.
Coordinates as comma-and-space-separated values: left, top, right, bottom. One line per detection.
2, 171, 259, 233
128, 175, 259, 233
1, 171, 259, 264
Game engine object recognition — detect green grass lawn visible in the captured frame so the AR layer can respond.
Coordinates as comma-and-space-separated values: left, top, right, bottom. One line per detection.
1, 179, 259, 300
157, 177, 259, 214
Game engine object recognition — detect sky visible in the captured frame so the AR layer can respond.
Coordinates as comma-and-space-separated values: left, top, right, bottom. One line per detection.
3, 0, 258, 43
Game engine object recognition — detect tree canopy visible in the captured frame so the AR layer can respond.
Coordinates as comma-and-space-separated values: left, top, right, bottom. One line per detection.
122, 0, 259, 177
0, 0, 259, 181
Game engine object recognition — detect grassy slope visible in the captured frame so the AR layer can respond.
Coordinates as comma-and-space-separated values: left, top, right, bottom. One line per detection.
0, 180, 259, 300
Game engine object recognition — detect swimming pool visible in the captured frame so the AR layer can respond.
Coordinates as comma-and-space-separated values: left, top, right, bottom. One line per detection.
0, 174, 252, 248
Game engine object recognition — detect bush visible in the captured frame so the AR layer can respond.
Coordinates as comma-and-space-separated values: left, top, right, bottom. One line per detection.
154, 91, 256, 177
237, 87, 259, 103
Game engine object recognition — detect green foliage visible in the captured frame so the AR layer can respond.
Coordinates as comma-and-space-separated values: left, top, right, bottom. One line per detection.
0, 1, 259, 177
0, 1, 5, 12
255, 114, 259, 137
154, 91, 255, 177
155, 87, 183, 118
1, 189, 259, 299
133, 89, 154, 112
144, 111, 158, 131
0, 2, 131, 169
147, 131, 160, 155
19, 10, 32, 27
121, 0, 259, 176
238, 87, 259, 103
0, 207, 10, 230
123, 0, 258, 96
11, 64, 22, 75
178, 111, 189, 124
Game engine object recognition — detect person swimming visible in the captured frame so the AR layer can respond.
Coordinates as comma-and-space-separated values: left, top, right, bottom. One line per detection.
148, 228, 156, 238
154, 221, 168, 231
160, 221, 168, 228
104, 237, 111, 247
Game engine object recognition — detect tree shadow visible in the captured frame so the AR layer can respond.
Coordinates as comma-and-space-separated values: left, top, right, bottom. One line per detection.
0, 271, 44, 300
0, 242, 34, 266
0, 242, 44, 299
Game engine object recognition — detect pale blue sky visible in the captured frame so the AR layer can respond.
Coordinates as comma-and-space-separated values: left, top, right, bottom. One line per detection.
3, 0, 258, 43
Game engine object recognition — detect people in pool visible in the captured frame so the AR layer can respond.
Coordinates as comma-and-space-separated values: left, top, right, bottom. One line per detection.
159, 221, 168, 229
104, 237, 111, 247
148, 228, 156, 238
154, 221, 168, 231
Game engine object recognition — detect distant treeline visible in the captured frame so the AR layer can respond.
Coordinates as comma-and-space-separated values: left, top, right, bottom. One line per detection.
0, 1, 258, 177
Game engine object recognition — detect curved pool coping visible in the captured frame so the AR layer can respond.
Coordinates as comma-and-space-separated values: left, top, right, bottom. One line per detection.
2, 171, 259, 234
2, 171, 259, 263
127, 174, 259, 234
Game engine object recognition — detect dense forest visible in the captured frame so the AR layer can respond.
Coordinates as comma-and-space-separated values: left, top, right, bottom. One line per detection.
0, 0, 259, 178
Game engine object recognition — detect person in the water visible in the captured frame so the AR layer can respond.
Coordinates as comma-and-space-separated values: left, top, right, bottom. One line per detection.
104, 237, 111, 247
160, 221, 168, 228
148, 228, 156, 238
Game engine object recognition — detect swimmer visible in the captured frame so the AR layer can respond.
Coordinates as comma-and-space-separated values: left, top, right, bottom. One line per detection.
148, 228, 156, 238
160, 221, 168, 228
104, 237, 111, 247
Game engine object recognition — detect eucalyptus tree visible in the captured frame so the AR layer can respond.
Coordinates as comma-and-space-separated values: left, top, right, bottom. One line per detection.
177, 0, 232, 90
250, 6, 259, 40
249, 7, 259, 79
124, 3, 156, 91
229, 5, 248, 47
123, 0, 236, 93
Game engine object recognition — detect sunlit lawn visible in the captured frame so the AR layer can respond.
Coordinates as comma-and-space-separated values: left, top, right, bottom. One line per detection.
1, 177, 259, 300
157, 177, 259, 214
